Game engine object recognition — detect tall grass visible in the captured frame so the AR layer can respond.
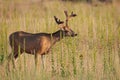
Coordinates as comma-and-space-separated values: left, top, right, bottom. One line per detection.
0, 0, 120, 80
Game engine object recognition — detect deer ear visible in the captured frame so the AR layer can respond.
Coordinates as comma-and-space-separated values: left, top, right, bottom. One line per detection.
54, 16, 64, 25
54, 16, 65, 29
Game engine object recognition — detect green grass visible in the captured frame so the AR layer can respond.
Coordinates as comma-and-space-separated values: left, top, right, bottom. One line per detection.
0, 0, 120, 80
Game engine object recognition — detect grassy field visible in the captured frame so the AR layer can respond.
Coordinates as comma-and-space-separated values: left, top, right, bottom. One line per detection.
0, 0, 120, 80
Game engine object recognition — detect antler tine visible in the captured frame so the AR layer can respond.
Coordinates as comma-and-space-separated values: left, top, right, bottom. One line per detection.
64, 11, 77, 26
70, 11, 77, 17
64, 11, 69, 26
54, 16, 64, 25
64, 11, 68, 17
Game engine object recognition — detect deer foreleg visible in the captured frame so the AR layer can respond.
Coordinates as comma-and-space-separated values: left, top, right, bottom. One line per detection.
41, 55, 44, 69
34, 53, 39, 70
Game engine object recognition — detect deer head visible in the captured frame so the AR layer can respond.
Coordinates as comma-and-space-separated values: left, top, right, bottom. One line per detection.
54, 11, 77, 37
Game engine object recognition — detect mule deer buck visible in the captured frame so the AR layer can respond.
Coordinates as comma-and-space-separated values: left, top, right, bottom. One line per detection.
8, 11, 77, 69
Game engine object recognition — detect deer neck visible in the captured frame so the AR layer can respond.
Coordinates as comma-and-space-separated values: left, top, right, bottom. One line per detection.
51, 30, 65, 43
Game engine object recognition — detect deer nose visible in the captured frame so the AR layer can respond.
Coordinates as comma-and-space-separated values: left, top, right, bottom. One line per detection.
71, 33, 77, 37
75, 33, 77, 36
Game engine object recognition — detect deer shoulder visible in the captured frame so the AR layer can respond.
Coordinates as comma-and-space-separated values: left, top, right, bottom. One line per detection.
37, 35, 52, 55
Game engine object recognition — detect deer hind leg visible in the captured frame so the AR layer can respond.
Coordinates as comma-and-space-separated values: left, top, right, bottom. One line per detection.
7, 52, 17, 71
7, 53, 13, 72
7, 52, 18, 70
7, 49, 23, 71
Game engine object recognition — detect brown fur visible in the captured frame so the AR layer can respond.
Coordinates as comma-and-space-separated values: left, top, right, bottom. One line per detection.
8, 11, 77, 69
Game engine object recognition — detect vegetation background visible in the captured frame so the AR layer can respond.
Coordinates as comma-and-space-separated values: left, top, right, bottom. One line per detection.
0, 0, 120, 80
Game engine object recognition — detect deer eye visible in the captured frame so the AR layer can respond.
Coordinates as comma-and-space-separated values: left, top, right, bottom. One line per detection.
65, 30, 69, 33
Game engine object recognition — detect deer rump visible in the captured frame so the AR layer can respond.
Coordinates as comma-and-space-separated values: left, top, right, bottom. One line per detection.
9, 31, 51, 56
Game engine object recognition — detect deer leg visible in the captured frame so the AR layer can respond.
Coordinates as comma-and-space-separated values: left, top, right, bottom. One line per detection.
41, 55, 45, 69
34, 53, 38, 70
7, 52, 18, 71
11, 51, 19, 69
7, 49, 23, 71
7, 53, 13, 72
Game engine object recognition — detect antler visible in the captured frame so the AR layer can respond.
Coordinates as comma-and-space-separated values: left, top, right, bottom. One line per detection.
70, 11, 77, 17
54, 16, 64, 25
54, 11, 77, 28
64, 11, 77, 26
